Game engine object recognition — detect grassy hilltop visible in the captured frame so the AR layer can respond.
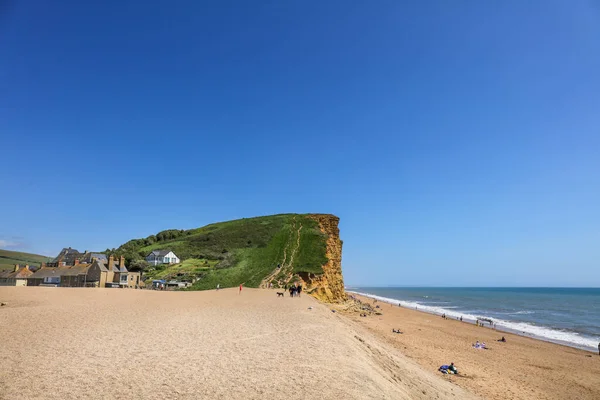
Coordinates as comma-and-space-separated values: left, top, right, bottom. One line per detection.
0, 249, 52, 271
116, 214, 330, 290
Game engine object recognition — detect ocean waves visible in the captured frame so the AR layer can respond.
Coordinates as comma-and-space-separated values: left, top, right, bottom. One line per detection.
349, 290, 600, 351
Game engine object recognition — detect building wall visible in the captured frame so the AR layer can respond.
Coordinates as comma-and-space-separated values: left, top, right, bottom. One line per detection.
146, 252, 180, 265
146, 254, 155, 264
27, 278, 43, 286
100, 272, 108, 287
86, 264, 101, 284
60, 275, 87, 287
164, 252, 180, 264
87, 263, 111, 288
124, 272, 141, 288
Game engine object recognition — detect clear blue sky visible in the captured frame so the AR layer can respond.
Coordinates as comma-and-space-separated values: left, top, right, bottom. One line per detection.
1, 1, 599, 286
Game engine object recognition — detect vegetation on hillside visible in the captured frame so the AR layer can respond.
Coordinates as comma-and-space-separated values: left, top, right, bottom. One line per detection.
0, 249, 52, 271
113, 214, 329, 289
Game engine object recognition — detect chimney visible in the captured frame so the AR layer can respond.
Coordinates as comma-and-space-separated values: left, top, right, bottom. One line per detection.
109, 255, 114, 270
120, 256, 126, 270
14, 264, 20, 272
74, 258, 80, 266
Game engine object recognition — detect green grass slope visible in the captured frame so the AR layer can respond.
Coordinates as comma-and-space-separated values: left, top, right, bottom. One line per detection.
0, 249, 52, 271
115, 214, 329, 290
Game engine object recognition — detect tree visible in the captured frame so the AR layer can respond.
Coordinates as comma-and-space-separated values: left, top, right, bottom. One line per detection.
129, 259, 150, 272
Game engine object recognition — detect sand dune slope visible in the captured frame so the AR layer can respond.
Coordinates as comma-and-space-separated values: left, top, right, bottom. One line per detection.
0, 288, 476, 399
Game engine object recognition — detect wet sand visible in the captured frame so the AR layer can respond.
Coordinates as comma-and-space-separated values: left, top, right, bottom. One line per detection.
342, 294, 600, 400
0, 287, 477, 400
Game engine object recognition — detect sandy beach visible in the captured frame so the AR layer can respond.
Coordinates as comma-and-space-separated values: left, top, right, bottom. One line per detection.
0, 287, 476, 400
343, 294, 600, 400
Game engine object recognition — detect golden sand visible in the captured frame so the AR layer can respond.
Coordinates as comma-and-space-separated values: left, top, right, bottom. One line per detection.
344, 294, 600, 400
0, 287, 477, 400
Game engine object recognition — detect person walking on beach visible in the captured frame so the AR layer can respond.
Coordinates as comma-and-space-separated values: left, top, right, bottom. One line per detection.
297, 283, 302, 297
217, 283, 220, 291
239, 283, 243, 294
598, 342, 600, 356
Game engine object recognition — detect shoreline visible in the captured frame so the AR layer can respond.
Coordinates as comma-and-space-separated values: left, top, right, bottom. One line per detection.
347, 289, 599, 353
2, 286, 599, 400
339, 292, 600, 400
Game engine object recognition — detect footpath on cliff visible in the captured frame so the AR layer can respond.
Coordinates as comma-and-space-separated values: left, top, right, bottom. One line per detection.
260, 214, 347, 303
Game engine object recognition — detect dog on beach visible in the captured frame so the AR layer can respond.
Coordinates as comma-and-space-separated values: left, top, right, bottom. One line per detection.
276, 292, 285, 297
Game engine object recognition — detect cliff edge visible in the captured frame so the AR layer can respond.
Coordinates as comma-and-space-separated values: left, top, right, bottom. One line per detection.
302, 214, 346, 302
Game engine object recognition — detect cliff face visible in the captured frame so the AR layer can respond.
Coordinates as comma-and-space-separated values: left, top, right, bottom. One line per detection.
301, 214, 346, 303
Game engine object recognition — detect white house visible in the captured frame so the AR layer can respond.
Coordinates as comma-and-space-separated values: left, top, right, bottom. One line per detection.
146, 250, 180, 266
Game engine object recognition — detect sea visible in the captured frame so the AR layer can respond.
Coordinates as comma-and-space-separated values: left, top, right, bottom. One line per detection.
347, 287, 600, 352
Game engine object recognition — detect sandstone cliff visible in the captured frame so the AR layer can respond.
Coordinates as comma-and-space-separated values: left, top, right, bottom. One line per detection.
301, 214, 346, 303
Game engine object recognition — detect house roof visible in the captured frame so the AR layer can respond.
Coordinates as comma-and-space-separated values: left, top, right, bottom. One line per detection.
52, 247, 83, 264
148, 250, 173, 257
93, 259, 109, 272
80, 252, 108, 263
58, 265, 91, 276
0, 266, 33, 279
104, 258, 128, 273
29, 267, 66, 279
14, 266, 33, 278
29, 265, 91, 279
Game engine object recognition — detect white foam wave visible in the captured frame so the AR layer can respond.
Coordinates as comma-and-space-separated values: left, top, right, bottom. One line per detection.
348, 291, 600, 351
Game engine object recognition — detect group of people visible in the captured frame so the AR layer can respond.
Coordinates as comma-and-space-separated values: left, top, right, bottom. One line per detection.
475, 319, 496, 328
472, 340, 488, 349
288, 283, 302, 297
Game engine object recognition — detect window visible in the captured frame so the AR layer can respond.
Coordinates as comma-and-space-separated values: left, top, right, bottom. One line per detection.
44, 276, 60, 284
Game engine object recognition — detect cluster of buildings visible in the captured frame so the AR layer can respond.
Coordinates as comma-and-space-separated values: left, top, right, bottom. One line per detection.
1, 247, 184, 288
0, 248, 141, 288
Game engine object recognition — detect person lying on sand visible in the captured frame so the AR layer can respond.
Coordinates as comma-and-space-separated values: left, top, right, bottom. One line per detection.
439, 362, 458, 374
392, 329, 403, 334
498, 336, 506, 342
472, 341, 488, 349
